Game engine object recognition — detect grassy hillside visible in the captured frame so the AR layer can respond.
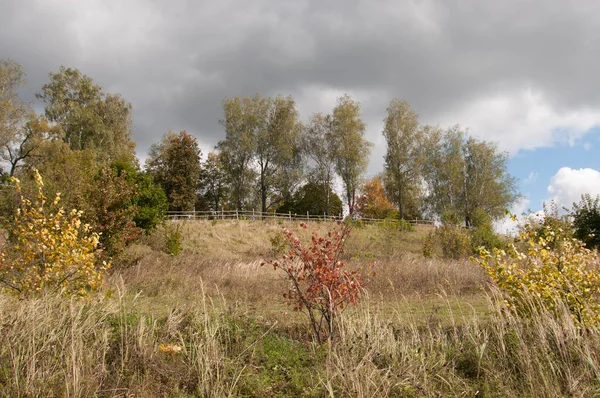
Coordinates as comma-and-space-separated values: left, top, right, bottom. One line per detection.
2, 220, 600, 397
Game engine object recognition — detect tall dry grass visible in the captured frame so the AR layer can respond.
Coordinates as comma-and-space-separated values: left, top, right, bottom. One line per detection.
3, 220, 599, 396
3, 285, 600, 396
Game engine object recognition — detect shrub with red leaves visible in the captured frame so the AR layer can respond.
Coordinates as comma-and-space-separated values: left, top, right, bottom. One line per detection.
262, 221, 373, 342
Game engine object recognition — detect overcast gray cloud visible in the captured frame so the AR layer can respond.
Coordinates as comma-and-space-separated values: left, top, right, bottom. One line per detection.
2, 0, 600, 172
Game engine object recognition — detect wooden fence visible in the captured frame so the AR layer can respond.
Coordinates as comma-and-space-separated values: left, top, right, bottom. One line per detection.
166, 210, 434, 226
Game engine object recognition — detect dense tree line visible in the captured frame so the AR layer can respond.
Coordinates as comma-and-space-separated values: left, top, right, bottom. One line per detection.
1, 58, 542, 262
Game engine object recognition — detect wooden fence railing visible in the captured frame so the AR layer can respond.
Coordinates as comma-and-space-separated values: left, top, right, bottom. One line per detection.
166, 210, 434, 226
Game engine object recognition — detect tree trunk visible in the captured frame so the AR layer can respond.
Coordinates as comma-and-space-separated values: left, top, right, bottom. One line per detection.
260, 173, 267, 215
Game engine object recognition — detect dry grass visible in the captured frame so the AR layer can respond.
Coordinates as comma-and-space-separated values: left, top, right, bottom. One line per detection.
2, 220, 599, 396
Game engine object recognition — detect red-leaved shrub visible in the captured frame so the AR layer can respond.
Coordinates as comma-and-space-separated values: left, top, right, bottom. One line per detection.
262, 221, 373, 342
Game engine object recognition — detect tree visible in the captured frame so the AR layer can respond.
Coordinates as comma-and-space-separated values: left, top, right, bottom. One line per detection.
0, 59, 29, 150
420, 125, 465, 221
87, 166, 142, 257
200, 151, 228, 212
330, 95, 372, 214
3, 116, 60, 177
111, 158, 168, 233
0, 59, 53, 177
278, 181, 343, 217
217, 96, 263, 210
475, 208, 600, 327
256, 95, 302, 213
303, 113, 337, 215
37, 66, 135, 162
420, 126, 517, 227
146, 130, 202, 212
382, 99, 422, 219
361, 176, 396, 219
462, 136, 518, 227
570, 194, 600, 250
25, 142, 144, 258
218, 95, 303, 213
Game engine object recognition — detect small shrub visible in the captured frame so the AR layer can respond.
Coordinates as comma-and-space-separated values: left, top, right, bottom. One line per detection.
469, 210, 504, 252
0, 170, 108, 296
269, 230, 288, 256
164, 222, 183, 256
422, 232, 434, 258
438, 226, 471, 259
474, 212, 600, 327
570, 194, 600, 250
262, 222, 373, 343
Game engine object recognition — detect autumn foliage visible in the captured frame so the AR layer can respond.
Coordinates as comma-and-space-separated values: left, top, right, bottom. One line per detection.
474, 212, 600, 327
0, 170, 108, 296
262, 221, 372, 342
361, 176, 396, 219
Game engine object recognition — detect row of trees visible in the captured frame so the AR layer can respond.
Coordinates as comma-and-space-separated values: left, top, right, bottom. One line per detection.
1, 58, 521, 262
146, 95, 518, 231
143, 93, 373, 217
382, 99, 519, 227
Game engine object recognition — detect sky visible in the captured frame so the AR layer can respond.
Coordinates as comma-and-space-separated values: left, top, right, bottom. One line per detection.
2, 0, 600, 225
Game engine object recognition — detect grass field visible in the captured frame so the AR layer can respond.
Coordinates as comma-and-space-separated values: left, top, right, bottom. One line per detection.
2, 220, 600, 397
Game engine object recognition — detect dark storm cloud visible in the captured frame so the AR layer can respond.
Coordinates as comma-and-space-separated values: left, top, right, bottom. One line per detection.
1, 0, 600, 169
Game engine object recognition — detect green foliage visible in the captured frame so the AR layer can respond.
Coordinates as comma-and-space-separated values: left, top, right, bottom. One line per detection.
330, 94, 373, 214
0, 170, 108, 296
475, 211, 600, 327
278, 181, 343, 217
218, 95, 303, 212
382, 98, 422, 219
146, 130, 202, 212
25, 142, 145, 259
375, 217, 414, 232
269, 230, 288, 256
437, 226, 472, 260
302, 113, 337, 216
570, 193, 600, 250
88, 166, 142, 258
469, 209, 504, 252
130, 171, 168, 232
37, 66, 135, 161
164, 222, 183, 256
420, 125, 519, 227
199, 151, 228, 212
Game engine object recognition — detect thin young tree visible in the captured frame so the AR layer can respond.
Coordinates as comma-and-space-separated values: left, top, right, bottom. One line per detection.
382, 99, 422, 219
330, 94, 372, 214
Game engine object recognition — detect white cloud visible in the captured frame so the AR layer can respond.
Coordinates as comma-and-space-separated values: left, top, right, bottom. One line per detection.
437, 88, 600, 154
547, 167, 600, 209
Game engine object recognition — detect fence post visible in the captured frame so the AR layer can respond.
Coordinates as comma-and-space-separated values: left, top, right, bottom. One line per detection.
252, 208, 255, 220
307, 211, 309, 221
289, 211, 291, 221
236, 209, 239, 220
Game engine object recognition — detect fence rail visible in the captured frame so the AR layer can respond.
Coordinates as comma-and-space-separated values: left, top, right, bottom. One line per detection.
166, 210, 434, 226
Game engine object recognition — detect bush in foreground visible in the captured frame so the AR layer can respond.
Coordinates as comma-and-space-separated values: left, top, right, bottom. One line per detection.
0, 170, 108, 296
474, 212, 600, 327
262, 222, 372, 343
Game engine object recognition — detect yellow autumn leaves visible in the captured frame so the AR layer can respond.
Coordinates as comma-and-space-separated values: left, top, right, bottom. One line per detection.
0, 169, 109, 296
474, 215, 600, 327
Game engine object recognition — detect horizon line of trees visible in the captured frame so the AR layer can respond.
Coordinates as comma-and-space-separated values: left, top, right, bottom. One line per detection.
0, 59, 526, 258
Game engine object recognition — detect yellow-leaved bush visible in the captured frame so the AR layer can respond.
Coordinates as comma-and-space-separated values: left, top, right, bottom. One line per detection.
0, 170, 109, 296
474, 213, 600, 327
